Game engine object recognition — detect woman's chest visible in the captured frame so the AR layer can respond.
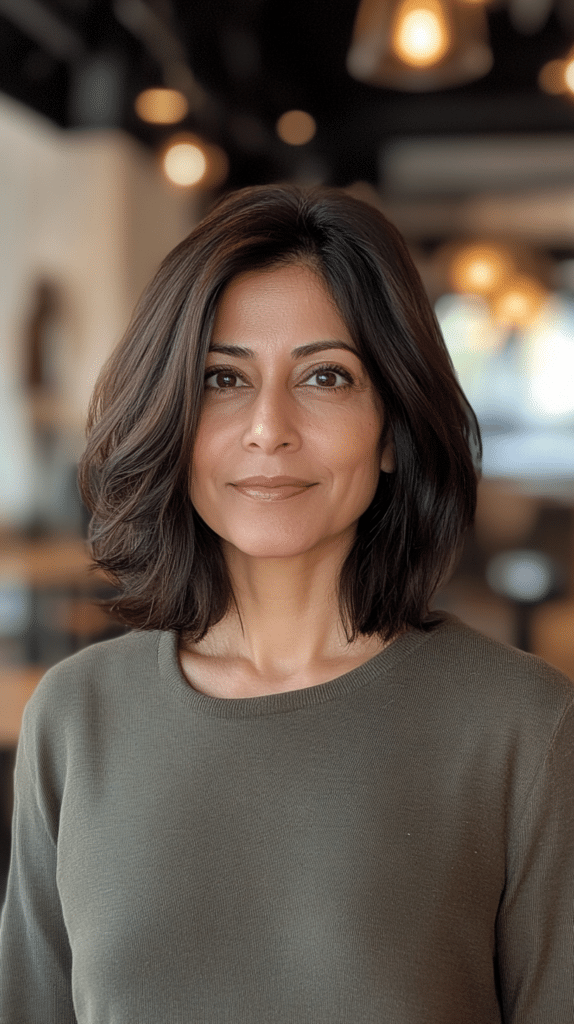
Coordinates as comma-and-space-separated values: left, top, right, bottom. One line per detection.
56, 723, 505, 1022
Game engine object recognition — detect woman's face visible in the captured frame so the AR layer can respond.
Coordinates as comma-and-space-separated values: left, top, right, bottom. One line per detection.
189, 262, 394, 561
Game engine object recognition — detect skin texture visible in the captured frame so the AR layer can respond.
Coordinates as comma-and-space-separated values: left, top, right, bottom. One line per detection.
182, 263, 395, 697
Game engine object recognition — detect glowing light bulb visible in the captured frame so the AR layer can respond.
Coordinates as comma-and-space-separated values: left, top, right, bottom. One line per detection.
565, 59, 574, 94
492, 276, 547, 329
449, 243, 513, 297
163, 141, 207, 186
496, 289, 530, 323
391, 0, 451, 68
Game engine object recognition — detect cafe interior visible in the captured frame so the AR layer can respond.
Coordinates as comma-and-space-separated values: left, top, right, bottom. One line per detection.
1, 0, 574, 897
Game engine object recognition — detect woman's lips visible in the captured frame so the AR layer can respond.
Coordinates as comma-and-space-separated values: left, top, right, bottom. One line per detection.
232, 484, 315, 500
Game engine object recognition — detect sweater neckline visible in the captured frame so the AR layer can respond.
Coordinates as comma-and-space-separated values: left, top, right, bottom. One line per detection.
157, 620, 442, 719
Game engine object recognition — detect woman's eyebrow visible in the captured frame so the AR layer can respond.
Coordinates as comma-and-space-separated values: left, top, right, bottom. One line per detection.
207, 341, 361, 359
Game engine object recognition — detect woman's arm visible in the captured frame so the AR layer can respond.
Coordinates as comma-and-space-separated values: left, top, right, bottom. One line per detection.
0, 717, 76, 1023
496, 696, 574, 1022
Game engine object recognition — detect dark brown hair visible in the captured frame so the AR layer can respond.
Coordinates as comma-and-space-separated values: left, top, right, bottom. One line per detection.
79, 183, 481, 644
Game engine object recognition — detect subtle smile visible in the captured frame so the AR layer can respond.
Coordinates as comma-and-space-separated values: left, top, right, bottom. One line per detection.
231, 484, 316, 501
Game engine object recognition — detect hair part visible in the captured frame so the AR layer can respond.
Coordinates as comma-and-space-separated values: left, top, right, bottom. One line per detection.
79, 183, 481, 645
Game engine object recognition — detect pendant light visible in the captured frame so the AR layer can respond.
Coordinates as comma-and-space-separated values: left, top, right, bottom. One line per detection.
347, 0, 493, 90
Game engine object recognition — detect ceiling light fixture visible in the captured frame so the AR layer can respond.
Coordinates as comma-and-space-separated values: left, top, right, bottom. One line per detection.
347, 0, 493, 90
391, 0, 452, 68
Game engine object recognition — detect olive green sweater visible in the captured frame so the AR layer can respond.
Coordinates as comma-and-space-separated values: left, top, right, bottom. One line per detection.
1, 615, 573, 1023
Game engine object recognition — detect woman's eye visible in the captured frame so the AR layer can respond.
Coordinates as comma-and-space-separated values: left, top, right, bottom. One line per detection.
204, 364, 354, 393
204, 369, 246, 390
305, 366, 353, 389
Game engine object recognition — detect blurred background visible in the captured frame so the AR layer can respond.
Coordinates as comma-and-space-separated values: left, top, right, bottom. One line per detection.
1, 0, 574, 892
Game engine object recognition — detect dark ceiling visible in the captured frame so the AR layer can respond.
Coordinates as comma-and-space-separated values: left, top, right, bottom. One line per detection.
1, 0, 574, 192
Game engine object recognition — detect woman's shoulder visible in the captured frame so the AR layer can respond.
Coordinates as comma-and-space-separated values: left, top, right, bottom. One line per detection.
21, 629, 168, 735
419, 611, 574, 722
391, 615, 574, 804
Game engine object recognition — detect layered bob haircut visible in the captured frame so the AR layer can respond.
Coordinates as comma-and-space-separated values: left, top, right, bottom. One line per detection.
79, 183, 481, 645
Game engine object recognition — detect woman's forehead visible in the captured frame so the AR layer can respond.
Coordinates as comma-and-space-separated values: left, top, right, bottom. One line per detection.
211, 263, 352, 343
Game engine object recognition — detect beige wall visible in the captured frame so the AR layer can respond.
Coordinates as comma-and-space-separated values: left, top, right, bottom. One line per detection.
0, 94, 199, 525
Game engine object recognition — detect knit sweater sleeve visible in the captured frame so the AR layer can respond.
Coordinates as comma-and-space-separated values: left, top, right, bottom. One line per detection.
0, 674, 76, 1023
496, 693, 574, 1023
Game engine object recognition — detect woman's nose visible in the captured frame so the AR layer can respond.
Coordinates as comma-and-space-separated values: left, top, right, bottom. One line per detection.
241, 383, 300, 450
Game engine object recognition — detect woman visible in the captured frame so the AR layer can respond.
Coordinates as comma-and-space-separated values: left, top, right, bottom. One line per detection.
1, 184, 573, 1023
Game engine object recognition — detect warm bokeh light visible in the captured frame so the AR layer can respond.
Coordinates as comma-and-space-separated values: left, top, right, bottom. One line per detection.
391, 0, 451, 68
161, 135, 229, 188
163, 141, 207, 186
449, 243, 514, 297
491, 276, 547, 329
276, 109, 317, 145
347, 0, 492, 89
202, 142, 230, 189
538, 59, 567, 95
539, 45, 574, 96
135, 88, 189, 125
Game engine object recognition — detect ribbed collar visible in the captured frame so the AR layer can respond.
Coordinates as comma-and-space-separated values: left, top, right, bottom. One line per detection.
157, 620, 444, 719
